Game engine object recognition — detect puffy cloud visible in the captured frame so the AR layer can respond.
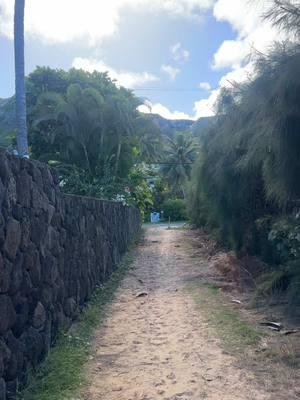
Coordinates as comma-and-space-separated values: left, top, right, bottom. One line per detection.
2, 0, 288, 121
213, 0, 267, 37
219, 62, 255, 88
193, 62, 256, 118
170, 42, 190, 62
194, 57, 258, 118
198, 81, 212, 91
194, 0, 287, 120
0, 0, 215, 44
161, 64, 181, 81
72, 57, 158, 89
193, 89, 220, 118
0, 0, 120, 44
154, 0, 216, 16
212, 0, 288, 71
138, 63, 256, 120
0, 0, 12, 38
139, 91, 220, 120
139, 1, 291, 120
138, 102, 191, 120
212, 39, 249, 70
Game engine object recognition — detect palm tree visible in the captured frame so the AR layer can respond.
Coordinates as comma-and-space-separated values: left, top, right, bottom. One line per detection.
162, 134, 198, 198
105, 93, 136, 178
33, 84, 104, 175
135, 115, 162, 162
14, 0, 29, 157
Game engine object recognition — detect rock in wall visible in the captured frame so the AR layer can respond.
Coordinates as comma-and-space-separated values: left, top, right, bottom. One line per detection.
0, 150, 140, 399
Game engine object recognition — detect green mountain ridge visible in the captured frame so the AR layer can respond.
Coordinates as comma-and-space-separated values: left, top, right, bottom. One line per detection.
145, 113, 214, 138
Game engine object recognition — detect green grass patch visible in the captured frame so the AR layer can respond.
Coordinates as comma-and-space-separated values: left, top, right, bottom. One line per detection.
188, 282, 262, 352
19, 245, 137, 400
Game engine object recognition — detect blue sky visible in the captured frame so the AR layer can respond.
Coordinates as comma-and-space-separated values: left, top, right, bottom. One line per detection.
0, 0, 280, 119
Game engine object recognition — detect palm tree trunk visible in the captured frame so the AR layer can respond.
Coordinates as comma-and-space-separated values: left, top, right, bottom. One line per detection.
100, 114, 104, 147
114, 140, 122, 178
82, 142, 92, 176
14, 0, 29, 157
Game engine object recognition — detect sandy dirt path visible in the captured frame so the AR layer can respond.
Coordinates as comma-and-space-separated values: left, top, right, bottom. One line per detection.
83, 226, 271, 400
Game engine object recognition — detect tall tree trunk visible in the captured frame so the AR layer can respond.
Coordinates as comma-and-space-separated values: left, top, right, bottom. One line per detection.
14, 0, 29, 157
114, 139, 122, 179
98, 116, 104, 166
82, 142, 92, 176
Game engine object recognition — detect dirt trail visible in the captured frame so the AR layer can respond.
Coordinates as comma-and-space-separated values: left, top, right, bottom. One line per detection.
83, 226, 271, 400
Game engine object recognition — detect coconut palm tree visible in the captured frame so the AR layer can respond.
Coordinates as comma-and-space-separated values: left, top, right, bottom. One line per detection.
135, 115, 162, 162
33, 84, 104, 175
162, 133, 198, 198
14, 0, 29, 157
103, 92, 138, 178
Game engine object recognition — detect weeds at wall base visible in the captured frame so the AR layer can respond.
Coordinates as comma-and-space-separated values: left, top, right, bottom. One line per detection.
18, 237, 140, 400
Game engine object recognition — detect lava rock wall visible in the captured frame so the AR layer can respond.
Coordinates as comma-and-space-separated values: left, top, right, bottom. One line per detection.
0, 150, 140, 399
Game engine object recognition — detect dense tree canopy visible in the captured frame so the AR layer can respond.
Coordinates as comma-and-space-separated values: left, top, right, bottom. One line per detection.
24, 67, 163, 217
22, 66, 203, 221
188, 2, 300, 309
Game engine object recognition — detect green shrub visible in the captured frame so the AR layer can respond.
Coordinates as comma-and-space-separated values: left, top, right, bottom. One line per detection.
281, 260, 300, 309
162, 199, 187, 221
268, 216, 300, 263
257, 260, 300, 312
257, 269, 292, 297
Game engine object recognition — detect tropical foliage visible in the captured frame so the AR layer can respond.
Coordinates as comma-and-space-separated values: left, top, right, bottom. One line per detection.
162, 199, 187, 222
1, 65, 197, 220
24, 67, 161, 217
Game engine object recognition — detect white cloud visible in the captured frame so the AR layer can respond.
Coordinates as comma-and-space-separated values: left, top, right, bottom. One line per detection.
193, 58, 258, 118
193, 63, 256, 118
72, 57, 158, 89
137, 62, 257, 120
140, 1, 293, 121
213, 0, 266, 37
137, 0, 216, 19
198, 81, 212, 91
139, 94, 220, 120
219, 62, 255, 88
2, 0, 289, 122
0, 0, 120, 44
212, 40, 249, 70
0, 0, 215, 44
193, 0, 289, 120
138, 102, 191, 120
170, 42, 190, 62
161, 64, 181, 81
193, 89, 220, 118
212, 0, 289, 72
136, 1, 285, 121
0, 0, 12, 38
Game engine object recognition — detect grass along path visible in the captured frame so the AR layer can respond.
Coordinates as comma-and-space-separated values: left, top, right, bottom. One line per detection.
19, 245, 138, 400
80, 226, 279, 400
20, 227, 300, 400
188, 282, 262, 350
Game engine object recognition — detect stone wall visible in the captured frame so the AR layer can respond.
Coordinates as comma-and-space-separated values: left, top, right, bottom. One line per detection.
0, 150, 140, 399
